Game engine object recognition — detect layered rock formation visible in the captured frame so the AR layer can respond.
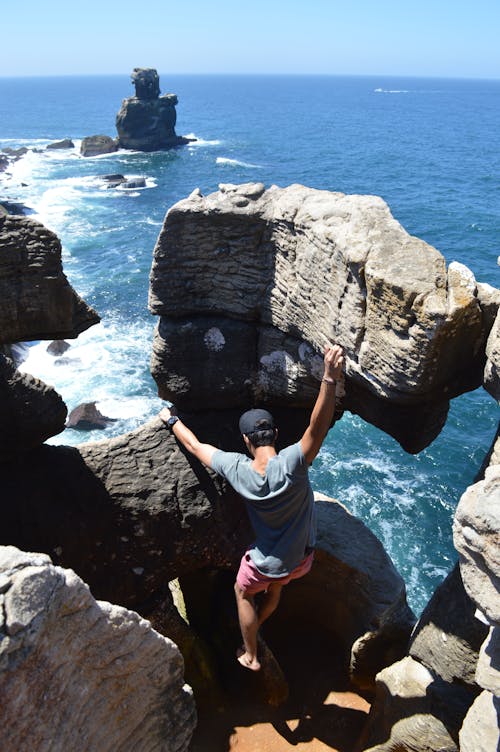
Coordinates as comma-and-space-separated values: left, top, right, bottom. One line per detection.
116, 68, 193, 151
358, 433, 500, 752
149, 182, 497, 452
2, 182, 499, 750
0, 546, 196, 752
454, 461, 500, 752
0, 213, 99, 343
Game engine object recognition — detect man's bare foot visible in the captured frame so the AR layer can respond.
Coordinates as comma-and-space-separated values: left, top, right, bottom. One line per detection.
236, 646, 261, 671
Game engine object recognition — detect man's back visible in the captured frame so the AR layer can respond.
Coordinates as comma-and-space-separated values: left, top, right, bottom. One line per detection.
211, 442, 316, 577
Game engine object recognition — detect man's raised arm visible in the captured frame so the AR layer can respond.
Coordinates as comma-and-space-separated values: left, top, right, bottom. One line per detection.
300, 345, 344, 465
159, 407, 218, 468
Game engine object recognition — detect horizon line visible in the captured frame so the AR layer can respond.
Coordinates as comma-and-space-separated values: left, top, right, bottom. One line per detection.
1, 71, 500, 83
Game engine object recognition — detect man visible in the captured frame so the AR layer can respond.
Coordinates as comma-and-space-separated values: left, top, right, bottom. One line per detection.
159, 344, 343, 671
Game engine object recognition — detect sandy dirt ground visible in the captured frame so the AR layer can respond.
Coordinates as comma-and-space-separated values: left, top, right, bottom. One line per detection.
189, 617, 371, 752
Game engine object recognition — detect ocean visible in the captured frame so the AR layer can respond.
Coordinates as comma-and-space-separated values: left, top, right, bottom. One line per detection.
1, 74, 499, 614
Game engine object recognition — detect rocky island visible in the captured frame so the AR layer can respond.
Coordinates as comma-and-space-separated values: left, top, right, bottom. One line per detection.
0, 183, 499, 751
81, 68, 194, 156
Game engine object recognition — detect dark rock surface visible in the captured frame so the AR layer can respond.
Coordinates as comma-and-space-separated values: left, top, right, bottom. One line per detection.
0, 354, 67, 460
46, 138, 74, 150
116, 67, 194, 151
66, 401, 117, 430
47, 340, 71, 356
0, 214, 100, 344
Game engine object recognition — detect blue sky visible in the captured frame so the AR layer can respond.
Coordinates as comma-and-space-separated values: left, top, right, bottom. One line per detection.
2, 0, 499, 79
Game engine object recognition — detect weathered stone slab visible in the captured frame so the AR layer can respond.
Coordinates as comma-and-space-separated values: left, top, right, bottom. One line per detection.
149, 183, 494, 451
0, 214, 100, 344
0, 546, 196, 752
459, 690, 500, 752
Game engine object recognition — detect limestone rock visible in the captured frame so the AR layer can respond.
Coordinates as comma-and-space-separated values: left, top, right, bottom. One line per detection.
0, 546, 196, 752
484, 306, 500, 399
358, 656, 470, 752
410, 563, 489, 687
476, 625, 500, 694
116, 68, 193, 151
0, 214, 100, 344
66, 401, 117, 430
453, 464, 500, 623
149, 183, 494, 451
459, 690, 500, 752
80, 134, 118, 157
0, 354, 67, 460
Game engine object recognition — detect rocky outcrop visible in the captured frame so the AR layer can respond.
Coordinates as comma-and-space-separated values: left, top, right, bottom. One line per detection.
409, 564, 489, 688
453, 464, 500, 623
358, 430, 500, 751
295, 495, 416, 691
357, 656, 467, 751
0, 214, 100, 343
0, 417, 414, 694
80, 135, 118, 157
0, 545, 196, 752
46, 138, 74, 150
116, 68, 193, 151
453, 460, 500, 752
66, 401, 117, 430
149, 182, 496, 452
0, 354, 67, 460
484, 307, 500, 400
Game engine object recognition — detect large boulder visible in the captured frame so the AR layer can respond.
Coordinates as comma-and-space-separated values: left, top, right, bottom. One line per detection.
409, 563, 489, 687
453, 464, 500, 623
80, 135, 118, 157
290, 495, 416, 691
0, 546, 196, 752
358, 656, 470, 752
0, 353, 67, 460
0, 214, 100, 344
459, 690, 500, 752
116, 68, 193, 151
149, 183, 495, 452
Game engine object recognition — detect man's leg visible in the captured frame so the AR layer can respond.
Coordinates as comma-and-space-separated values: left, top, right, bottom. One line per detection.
258, 582, 283, 626
234, 582, 261, 671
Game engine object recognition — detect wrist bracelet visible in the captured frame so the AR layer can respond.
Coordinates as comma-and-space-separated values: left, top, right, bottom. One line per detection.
322, 378, 337, 385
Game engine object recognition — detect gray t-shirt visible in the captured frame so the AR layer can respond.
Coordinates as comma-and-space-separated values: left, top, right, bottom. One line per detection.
211, 442, 316, 577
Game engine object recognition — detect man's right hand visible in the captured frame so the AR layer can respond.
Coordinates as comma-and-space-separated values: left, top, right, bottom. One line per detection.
323, 344, 344, 382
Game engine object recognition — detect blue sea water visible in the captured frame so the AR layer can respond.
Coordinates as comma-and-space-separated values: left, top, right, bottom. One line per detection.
1, 74, 499, 614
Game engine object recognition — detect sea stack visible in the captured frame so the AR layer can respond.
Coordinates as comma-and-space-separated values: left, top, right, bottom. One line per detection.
116, 68, 193, 151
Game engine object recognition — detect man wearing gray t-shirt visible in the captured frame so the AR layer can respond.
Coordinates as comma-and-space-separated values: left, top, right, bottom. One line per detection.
160, 344, 343, 671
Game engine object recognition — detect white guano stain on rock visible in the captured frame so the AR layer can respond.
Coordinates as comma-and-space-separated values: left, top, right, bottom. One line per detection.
203, 327, 225, 352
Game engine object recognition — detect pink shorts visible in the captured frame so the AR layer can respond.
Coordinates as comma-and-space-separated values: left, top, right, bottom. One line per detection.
236, 550, 314, 595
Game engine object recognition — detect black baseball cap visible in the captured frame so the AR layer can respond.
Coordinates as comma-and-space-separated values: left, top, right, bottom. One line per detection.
239, 409, 275, 436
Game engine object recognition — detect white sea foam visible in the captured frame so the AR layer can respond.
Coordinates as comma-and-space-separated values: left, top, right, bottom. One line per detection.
19, 320, 162, 446
216, 157, 262, 169
374, 88, 409, 94
185, 133, 221, 147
